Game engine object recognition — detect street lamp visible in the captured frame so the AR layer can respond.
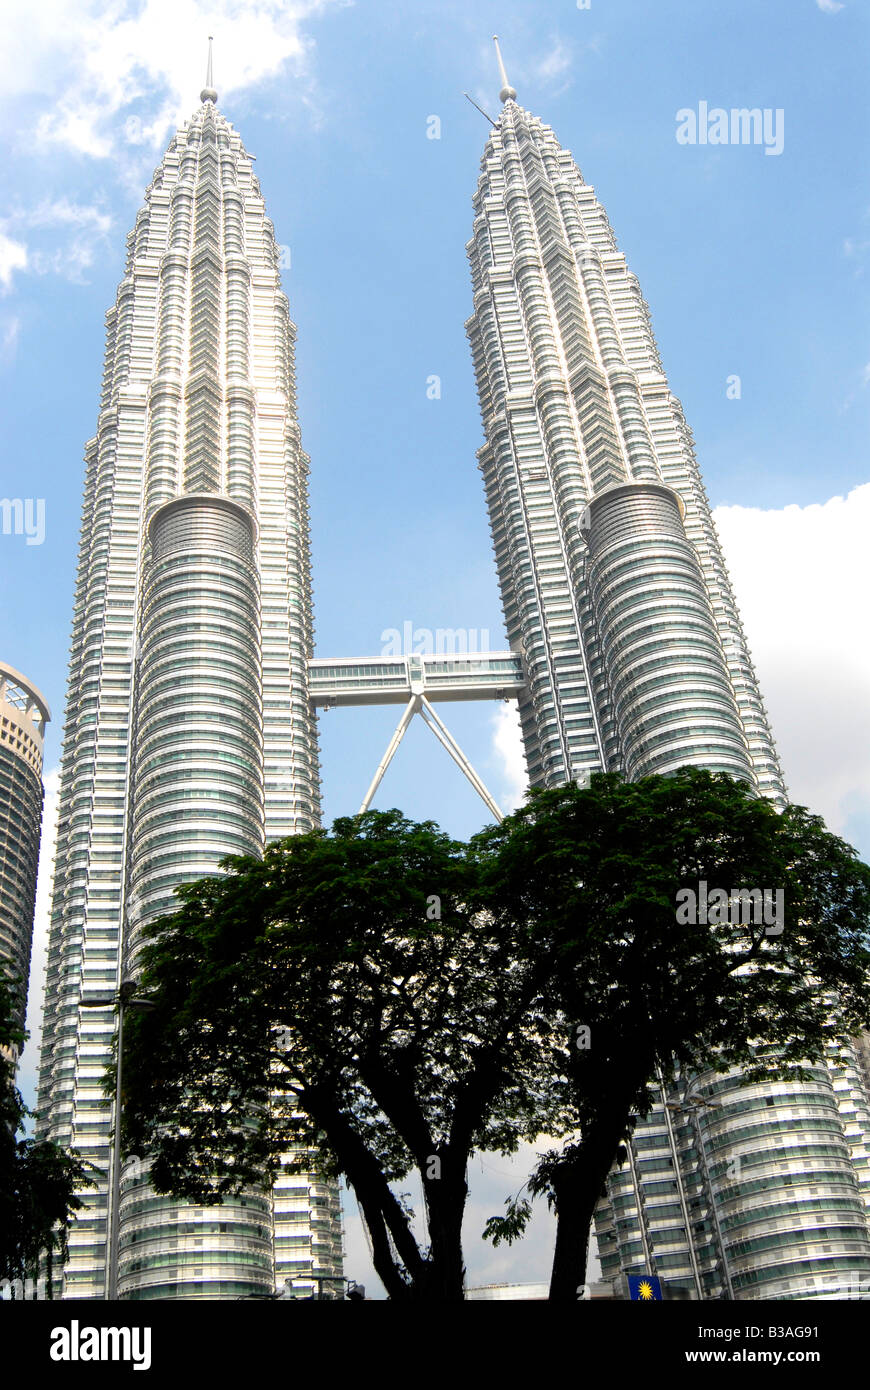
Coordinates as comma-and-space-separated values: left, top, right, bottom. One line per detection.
80, 978, 155, 1300
281, 1274, 363, 1301
667, 1090, 732, 1301
243, 1274, 363, 1301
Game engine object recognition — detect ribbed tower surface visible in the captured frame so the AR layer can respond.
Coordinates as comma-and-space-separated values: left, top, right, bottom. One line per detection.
37, 93, 342, 1300
466, 91, 870, 1301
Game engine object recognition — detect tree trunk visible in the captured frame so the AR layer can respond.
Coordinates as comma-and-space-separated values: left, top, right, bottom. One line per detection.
548, 1125, 627, 1303
304, 1085, 428, 1296
548, 1166, 599, 1303
353, 1186, 414, 1301
421, 1169, 467, 1300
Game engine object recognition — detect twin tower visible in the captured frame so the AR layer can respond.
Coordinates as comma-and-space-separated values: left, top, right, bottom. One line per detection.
36, 46, 870, 1300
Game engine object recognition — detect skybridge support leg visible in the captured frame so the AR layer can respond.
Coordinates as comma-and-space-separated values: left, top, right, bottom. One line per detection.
419, 696, 503, 823
358, 694, 505, 824
359, 696, 419, 814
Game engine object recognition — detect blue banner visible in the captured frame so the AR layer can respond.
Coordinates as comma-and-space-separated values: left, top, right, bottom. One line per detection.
628, 1274, 663, 1301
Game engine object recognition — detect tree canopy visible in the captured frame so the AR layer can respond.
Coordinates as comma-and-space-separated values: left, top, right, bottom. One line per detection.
121, 810, 567, 1299
120, 769, 870, 1300
475, 770, 870, 1297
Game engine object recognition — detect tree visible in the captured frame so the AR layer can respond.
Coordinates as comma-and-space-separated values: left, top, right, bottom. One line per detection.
475, 769, 870, 1300
0, 968, 26, 1286
121, 810, 566, 1301
0, 969, 93, 1297
120, 773, 870, 1302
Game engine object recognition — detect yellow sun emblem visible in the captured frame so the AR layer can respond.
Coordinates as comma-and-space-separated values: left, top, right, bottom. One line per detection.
637, 1280, 655, 1301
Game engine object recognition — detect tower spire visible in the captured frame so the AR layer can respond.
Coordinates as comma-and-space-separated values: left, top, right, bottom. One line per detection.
200, 35, 217, 104
492, 34, 516, 103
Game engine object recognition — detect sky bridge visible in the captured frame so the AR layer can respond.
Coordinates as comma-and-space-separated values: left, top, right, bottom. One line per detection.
309, 651, 526, 821
308, 651, 525, 708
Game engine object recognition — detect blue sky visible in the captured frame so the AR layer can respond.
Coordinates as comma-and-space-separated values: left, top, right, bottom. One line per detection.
2, 0, 870, 1294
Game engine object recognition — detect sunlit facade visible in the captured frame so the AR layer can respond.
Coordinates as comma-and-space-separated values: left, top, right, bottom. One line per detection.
36, 72, 342, 1299
465, 50, 870, 1299
0, 661, 49, 1039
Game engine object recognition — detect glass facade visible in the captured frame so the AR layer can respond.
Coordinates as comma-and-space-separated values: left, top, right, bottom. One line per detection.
36, 89, 341, 1299
309, 652, 525, 706
465, 83, 870, 1299
0, 662, 49, 1037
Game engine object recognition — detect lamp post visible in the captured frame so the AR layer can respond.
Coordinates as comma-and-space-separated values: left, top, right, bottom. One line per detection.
279, 1274, 362, 1301
666, 1089, 731, 1300
80, 979, 155, 1300
244, 1274, 363, 1301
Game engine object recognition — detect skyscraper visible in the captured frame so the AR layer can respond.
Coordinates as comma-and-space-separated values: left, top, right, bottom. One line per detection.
0, 661, 49, 1039
36, 50, 342, 1299
464, 41, 870, 1299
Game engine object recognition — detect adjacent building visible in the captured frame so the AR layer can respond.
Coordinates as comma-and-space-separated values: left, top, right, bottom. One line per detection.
0, 661, 50, 1040
35, 56, 342, 1299
464, 42, 870, 1299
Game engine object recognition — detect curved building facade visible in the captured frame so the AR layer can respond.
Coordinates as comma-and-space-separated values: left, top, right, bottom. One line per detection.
465, 51, 870, 1300
0, 661, 50, 1037
36, 72, 341, 1299
580, 482, 754, 782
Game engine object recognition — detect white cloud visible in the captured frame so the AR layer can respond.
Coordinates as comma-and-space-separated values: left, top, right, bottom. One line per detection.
816, 0, 844, 12
0, 200, 113, 285
491, 701, 528, 811
3, 0, 348, 161
36, 105, 115, 160
0, 316, 21, 364
28, 244, 101, 283
0, 231, 28, 290
21, 197, 113, 235
473, 32, 596, 112
490, 485, 870, 853
844, 236, 870, 264
0, 3, 345, 292
17, 767, 60, 1110
714, 485, 870, 844
533, 40, 573, 87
